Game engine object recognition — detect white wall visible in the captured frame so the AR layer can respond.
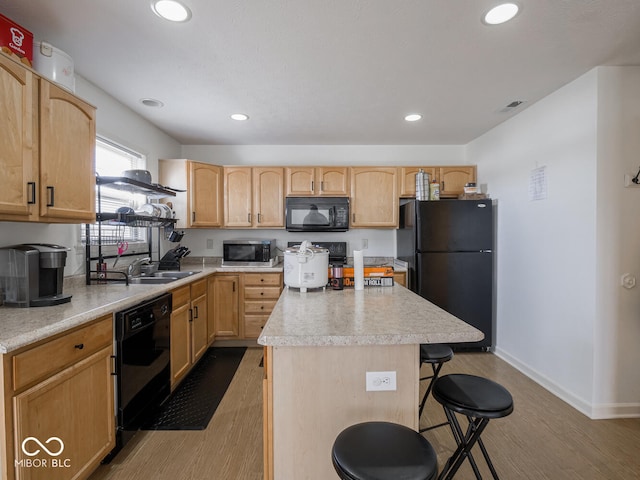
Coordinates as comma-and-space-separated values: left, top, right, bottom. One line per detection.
594, 67, 640, 416
181, 145, 466, 166
468, 67, 640, 418
0, 75, 182, 275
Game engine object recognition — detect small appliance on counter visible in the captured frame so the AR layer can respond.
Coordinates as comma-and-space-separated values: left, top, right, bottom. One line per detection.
158, 245, 191, 270
284, 241, 329, 292
0, 244, 71, 307
222, 239, 277, 267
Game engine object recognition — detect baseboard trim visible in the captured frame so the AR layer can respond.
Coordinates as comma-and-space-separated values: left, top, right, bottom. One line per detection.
493, 347, 640, 419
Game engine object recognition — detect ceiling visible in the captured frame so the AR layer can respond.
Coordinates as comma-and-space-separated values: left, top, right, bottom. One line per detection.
4, 0, 640, 145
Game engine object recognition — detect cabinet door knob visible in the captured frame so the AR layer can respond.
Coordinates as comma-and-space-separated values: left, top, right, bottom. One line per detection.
260, 292, 264, 296
74, 343, 84, 350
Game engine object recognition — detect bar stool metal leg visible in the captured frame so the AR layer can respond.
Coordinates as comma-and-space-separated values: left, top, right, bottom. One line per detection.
418, 344, 453, 433
433, 374, 514, 480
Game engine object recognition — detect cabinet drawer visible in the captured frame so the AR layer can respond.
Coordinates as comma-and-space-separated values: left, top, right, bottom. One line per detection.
191, 278, 207, 298
12, 315, 112, 392
244, 273, 282, 286
172, 284, 191, 309
244, 299, 278, 314
245, 314, 271, 338
244, 286, 281, 300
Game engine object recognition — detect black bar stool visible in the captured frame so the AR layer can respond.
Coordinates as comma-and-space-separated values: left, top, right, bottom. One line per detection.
418, 344, 454, 433
432, 374, 514, 480
332, 421, 438, 480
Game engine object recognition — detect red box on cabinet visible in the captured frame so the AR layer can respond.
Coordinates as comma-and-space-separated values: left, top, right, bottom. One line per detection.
0, 13, 33, 67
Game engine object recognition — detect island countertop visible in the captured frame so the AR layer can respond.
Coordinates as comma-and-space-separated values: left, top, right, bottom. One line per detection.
258, 284, 483, 347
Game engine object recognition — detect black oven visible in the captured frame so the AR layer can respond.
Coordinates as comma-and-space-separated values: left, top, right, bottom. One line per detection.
107, 292, 172, 460
285, 197, 349, 232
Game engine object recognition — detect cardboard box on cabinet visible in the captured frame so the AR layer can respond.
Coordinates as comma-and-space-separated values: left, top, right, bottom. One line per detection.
0, 13, 33, 66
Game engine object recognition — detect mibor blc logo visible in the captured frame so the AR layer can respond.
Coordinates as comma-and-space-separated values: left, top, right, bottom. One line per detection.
15, 436, 71, 469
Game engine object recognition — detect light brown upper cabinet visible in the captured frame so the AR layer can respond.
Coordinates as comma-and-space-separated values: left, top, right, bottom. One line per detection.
0, 53, 96, 223
438, 166, 476, 198
398, 166, 477, 198
224, 166, 284, 228
398, 167, 437, 198
285, 167, 349, 196
350, 167, 398, 228
159, 159, 222, 228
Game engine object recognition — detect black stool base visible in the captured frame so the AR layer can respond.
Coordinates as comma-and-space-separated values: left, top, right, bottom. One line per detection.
433, 374, 514, 480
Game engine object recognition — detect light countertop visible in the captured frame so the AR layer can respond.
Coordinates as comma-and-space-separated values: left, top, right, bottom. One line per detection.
0, 259, 282, 354
258, 285, 483, 347
0, 258, 411, 354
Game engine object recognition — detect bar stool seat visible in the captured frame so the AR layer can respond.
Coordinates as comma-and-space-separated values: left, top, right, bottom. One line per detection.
433, 374, 514, 480
332, 421, 438, 480
419, 344, 453, 432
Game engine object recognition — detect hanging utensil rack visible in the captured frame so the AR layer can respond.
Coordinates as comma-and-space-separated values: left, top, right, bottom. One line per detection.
85, 176, 177, 285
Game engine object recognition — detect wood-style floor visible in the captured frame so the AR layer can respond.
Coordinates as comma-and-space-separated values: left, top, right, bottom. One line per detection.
89, 347, 640, 480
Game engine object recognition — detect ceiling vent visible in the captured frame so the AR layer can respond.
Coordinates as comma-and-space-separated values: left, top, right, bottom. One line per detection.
499, 100, 526, 113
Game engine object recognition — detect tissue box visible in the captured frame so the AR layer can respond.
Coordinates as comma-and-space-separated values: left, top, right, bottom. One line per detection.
0, 13, 33, 67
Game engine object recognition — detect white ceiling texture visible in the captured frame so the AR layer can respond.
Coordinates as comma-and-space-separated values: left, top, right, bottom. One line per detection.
3, 0, 640, 145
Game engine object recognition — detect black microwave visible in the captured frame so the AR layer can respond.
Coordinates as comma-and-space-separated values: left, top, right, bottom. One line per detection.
222, 239, 277, 267
285, 197, 349, 232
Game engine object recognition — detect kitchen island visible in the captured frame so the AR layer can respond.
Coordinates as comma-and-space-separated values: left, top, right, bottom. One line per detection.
258, 284, 483, 480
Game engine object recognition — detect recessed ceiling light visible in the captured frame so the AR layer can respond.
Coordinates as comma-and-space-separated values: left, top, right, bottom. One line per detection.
404, 114, 422, 122
231, 113, 249, 121
140, 98, 164, 108
151, 0, 192, 22
483, 3, 520, 25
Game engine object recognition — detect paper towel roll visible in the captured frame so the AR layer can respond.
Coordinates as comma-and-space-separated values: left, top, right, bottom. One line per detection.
353, 250, 364, 290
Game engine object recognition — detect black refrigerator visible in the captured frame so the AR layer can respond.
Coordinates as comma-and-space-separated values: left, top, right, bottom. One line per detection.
397, 199, 494, 350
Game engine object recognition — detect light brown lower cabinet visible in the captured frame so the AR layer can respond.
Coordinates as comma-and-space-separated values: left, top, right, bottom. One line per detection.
394, 271, 407, 287
209, 274, 240, 339
242, 273, 283, 339
170, 279, 209, 389
1, 315, 115, 480
209, 272, 283, 342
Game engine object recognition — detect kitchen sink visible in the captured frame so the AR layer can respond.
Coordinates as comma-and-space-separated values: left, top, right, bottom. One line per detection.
129, 276, 181, 284
151, 271, 200, 278
129, 271, 201, 284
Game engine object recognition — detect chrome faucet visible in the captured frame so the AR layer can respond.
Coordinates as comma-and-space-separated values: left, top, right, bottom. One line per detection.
128, 257, 151, 278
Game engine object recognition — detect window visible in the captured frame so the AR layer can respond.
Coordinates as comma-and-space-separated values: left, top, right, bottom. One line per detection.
83, 137, 147, 246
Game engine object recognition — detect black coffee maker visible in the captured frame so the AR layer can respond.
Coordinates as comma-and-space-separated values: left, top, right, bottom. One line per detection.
0, 244, 72, 307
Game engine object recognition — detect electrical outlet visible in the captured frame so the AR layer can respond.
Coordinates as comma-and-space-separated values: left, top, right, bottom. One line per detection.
206, 239, 214, 249
366, 371, 397, 391
362, 238, 368, 249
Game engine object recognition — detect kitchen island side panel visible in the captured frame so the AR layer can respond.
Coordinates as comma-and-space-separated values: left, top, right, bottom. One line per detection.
271, 344, 419, 479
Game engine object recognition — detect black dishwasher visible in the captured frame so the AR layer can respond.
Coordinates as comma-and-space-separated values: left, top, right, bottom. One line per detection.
108, 292, 172, 460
